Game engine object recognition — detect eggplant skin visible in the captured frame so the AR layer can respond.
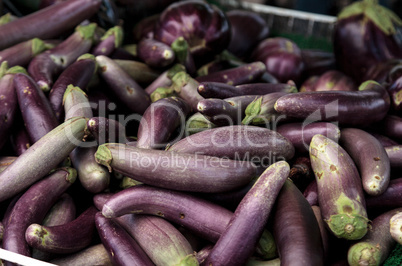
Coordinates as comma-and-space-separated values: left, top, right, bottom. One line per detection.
153, 0, 231, 59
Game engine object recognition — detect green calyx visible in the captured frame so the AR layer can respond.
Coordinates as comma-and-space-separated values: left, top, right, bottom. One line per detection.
31, 38, 47, 57
6, 66, 28, 75
95, 144, 113, 172
348, 242, 381, 266
62, 85, 87, 105
122, 44, 137, 57
0, 13, 13, 26
77, 53, 95, 61
167, 64, 186, 79
101, 26, 124, 48
185, 114, 216, 135
327, 213, 369, 240
338, 0, 402, 35
358, 80, 381, 91
175, 254, 199, 266
242, 97, 263, 125
62, 167, 77, 184
150, 87, 176, 102
76, 23, 98, 41
256, 230, 277, 260
0, 61, 9, 79
171, 37, 190, 63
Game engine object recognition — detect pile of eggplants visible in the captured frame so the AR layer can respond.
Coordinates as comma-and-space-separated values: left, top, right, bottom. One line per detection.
0, 0, 401, 265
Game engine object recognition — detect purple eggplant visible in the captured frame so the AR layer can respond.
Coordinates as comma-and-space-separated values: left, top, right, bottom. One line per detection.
385, 145, 402, 169
0, 38, 48, 67
347, 208, 402, 266
0, 117, 87, 202
226, 9, 270, 59
274, 80, 390, 127
92, 26, 123, 57
96, 55, 151, 115
197, 95, 258, 126
276, 122, 340, 154
303, 179, 319, 206
340, 128, 391, 196
310, 134, 368, 240
9, 122, 31, 156
113, 59, 161, 85
87, 116, 129, 145
386, 70, 402, 115
95, 212, 154, 266
312, 70, 357, 92
14, 72, 59, 144
0, 66, 26, 151
49, 54, 96, 121
0, 0, 101, 50
365, 178, 402, 210
137, 38, 175, 68
251, 37, 305, 84
25, 206, 97, 254
197, 82, 297, 99
50, 244, 112, 266
204, 162, 289, 266
300, 49, 336, 77
242, 92, 289, 125
167, 125, 295, 162
333, 0, 402, 83
63, 85, 93, 120
374, 115, 402, 142
390, 212, 402, 244
288, 156, 315, 191
137, 96, 191, 149
144, 63, 186, 95
300, 75, 319, 92
95, 143, 257, 193
132, 14, 158, 41
195, 61, 267, 85
272, 179, 325, 265
153, 0, 230, 61
2, 167, 76, 259
28, 23, 97, 92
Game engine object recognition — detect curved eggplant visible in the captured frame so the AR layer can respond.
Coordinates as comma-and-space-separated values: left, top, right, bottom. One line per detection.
50, 244, 112, 266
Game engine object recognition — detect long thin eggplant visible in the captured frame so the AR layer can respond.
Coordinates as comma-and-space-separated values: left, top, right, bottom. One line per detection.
0, 117, 87, 202
137, 38, 175, 68
347, 208, 402, 266
95, 212, 154, 266
365, 178, 402, 210
167, 125, 295, 162
92, 26, 123, 56
197, 82, 297, 99
49, 54, 96, 121
50, 243, 112, 266
204, 161, 289, 266
385, 145, 402, 169
309, 134, 369, 240
0, 38, 48, 67
137, 96, 191, 149
87, 116, 129, 144
374, 115, 402, 143
340, 128, 391, 196
272, 179, 324, 266
95, 143, 257, 193
14, 72, 59, 143
28, 23, 97, 92
276, 122, 340, 154
63, 85, 93, 120
275, 80, 390, 127
144, 63, 185, 95
9, 120, 31, 155
0, 0, 101, 50
114, 59, 161, 85
195, 61, 266, 85
25, 206, 97, 254
2, 167, 76, 260
96, 55, 151, 114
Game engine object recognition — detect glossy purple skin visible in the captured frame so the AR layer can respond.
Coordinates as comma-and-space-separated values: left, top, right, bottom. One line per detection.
198, 82, 296, 99
197, 95, 258, 126
334, 15, 402, 83
340, 128, 391, 196
368, 131, 399, 147
92, 35, 117, 57
2, 168, 75, 260
195, 61, 266, 85
365, 178, 402, 210
274, 82, 390, 127
87, 117, 129, 145
42, 193, 76, 227
95, 212, 154, 266
272, 179, 324, 266
25, 206, 97, 254
300, 49, 336, 77
303, 179, 318, 206
385, 145, 402, 169
137, 38, 175, 68
101, 185, 234, 242
28, 29, 94, 91
96, 55, 151, 115
97, 143, 257, 193
375, 115, 402, 142
153, 0, 230, 59
276, 122, 340, 154
14, 73, 58, 143
0, 73, 18, 151
0, 0, 101, 50
10, 123, 31, 155
251, 37, 304, 84
204, 161, 289, 266
167, 125, 295, 161
137, 97, 191, 149
313, 70, 357, 92
0, 39, 43, 67
226, 9, 270, 58
49, 57, 96, 121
